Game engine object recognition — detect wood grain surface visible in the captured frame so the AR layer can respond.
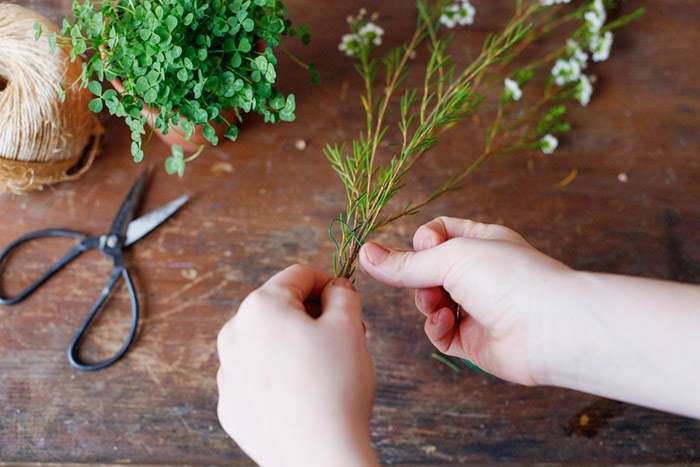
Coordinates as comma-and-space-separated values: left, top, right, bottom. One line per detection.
1, 0, 699, 464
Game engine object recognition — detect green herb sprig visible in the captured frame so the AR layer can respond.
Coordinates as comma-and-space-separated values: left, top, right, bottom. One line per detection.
326, 0, 642, 278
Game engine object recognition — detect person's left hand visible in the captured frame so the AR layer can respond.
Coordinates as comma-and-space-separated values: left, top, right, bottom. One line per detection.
217, 264, 378, 467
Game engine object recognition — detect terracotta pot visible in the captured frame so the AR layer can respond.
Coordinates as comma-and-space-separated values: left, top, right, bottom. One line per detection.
110, 78, 234, 152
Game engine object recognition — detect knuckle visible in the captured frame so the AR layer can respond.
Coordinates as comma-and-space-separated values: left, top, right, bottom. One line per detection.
240, 287, 272, 311
216, 367, 224, 388
216, 325, 232, 358
286, 263, 311, 276
484, 223, 514, 239
390, 253, 412, 284
466, 219, 488, 238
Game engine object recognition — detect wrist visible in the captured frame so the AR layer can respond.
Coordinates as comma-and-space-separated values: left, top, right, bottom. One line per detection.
529, 269, 597, 387
281, 423, 377, 467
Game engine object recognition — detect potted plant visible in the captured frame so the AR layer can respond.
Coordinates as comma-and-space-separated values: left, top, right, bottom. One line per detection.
39, 0, 316, 176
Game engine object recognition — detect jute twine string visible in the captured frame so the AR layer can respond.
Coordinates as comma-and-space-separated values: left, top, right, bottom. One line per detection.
0, 3, 103, 193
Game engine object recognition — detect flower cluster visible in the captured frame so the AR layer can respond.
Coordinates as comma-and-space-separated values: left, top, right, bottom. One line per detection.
439, 0, 476, 29
541, 0, 571, 5
550, 0, 620, 109
338, 9, 384, 57
589, 31, 613, 62
584, 0, 606, 32
539, 134, 559, 154
575, 74, 593, 106
551, 38, 592, 105
584, 0, 614, 61
551, 57, 583, 86
503, 78, 523, 102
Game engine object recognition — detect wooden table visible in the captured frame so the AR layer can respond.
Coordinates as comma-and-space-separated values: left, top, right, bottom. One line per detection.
1, 0, 699, 464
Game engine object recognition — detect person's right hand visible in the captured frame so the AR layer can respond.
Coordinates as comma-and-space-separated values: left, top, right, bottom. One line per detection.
358, 216, 574, 386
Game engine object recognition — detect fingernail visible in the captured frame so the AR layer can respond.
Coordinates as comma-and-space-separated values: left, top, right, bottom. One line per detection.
332, 278, 355, 291
364, 242, 390, 265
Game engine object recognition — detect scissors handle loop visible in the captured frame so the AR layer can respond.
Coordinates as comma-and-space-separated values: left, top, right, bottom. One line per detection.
67, 266, 140, 371
0, 229, 89, 306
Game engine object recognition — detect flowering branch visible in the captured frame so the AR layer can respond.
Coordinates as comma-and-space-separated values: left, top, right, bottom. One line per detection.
327, 0, 643, 279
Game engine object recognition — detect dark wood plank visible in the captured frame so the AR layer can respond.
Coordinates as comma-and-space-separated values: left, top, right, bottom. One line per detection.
1, 0, 699, 464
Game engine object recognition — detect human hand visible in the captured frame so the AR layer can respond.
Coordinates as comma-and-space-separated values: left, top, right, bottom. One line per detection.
217, 265, 378, 467
359, 217, 574, 386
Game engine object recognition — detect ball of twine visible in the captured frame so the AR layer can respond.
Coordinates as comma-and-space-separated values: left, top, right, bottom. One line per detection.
0, 3, 103, 194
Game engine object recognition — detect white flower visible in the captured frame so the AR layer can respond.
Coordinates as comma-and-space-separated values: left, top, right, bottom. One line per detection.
338, 33, 360, 56
589, 31, 613, 62
541, 0, 571, 5
440, 0, 476, 29
551, 58, 582, 86
540, 134, 559, 154
575, 75, 593, 106
358, 22, 384, 46
504, 78, 522, 101
338, 21, 385, 56
566, 39, 588, 69
584, 0, 607, 32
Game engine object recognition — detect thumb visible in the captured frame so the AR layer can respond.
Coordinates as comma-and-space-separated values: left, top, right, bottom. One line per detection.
359, 240, 466, 290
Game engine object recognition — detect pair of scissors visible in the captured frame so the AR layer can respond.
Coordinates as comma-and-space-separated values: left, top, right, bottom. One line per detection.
0, 169, 189, 371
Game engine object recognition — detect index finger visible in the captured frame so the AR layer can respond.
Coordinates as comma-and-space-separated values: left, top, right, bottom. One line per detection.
413, 217, 529, 250
262, 264, 332, 304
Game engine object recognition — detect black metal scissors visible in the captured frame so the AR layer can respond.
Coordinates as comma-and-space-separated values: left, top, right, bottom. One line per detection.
0, 169, 188, 371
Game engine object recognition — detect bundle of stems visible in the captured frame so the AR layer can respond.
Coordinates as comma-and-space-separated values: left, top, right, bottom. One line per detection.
325, 0, 643, 278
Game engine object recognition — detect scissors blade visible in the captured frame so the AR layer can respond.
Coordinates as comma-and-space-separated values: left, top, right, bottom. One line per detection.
125, 195, 190, 247
109, 169, 151, 240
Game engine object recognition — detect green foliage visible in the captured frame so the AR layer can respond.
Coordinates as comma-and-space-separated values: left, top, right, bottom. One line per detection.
38, 0, 314, 174
326, 0, 643, 278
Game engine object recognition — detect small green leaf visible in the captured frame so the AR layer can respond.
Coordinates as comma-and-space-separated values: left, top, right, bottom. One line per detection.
254, 55, 268, 70
135, 76, 150, 94
283, 94, 296, 112
203, 124, 219, 145
238, 37, 252, 53
55, 85, 66, 103
33, 22, 42, 41
88, 98, 104, 113
48, 33, 57, 54
172, 144, 184, 158
144, 88, 158, 103
207, 105, 219, 119
102, 89, 118, 101
180, 120, 195, 140
146, 69, 160, 85
93, 59, 104, 81
88, 81, 102, 96
193, 107, 208, 123
269, 96, 282, 110
225, 125, 239, 141
165, 15, 178, 31
177, 68, 188, 81
165, 146, 185, 177
242, 18, 254, 32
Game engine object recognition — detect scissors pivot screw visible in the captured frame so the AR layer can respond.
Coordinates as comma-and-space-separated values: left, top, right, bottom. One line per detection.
106, 235, 119, 249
